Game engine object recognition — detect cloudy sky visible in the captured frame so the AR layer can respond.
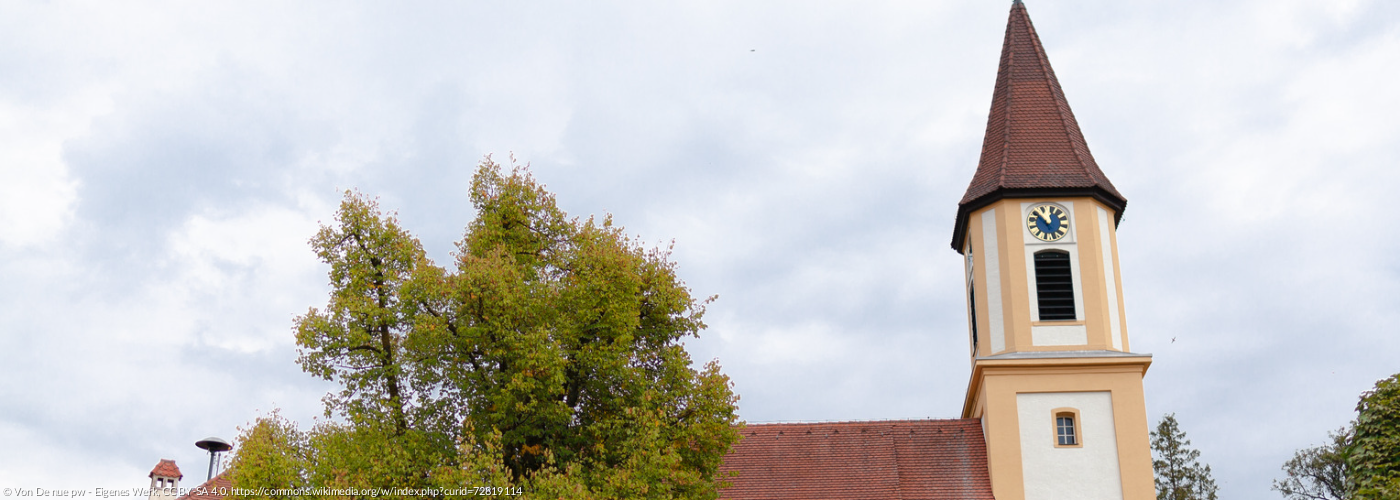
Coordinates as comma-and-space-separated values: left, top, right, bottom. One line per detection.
2, 0, 1398, 497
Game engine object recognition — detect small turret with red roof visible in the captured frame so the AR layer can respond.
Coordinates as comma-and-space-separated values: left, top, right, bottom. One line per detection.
147, 459, 181, 500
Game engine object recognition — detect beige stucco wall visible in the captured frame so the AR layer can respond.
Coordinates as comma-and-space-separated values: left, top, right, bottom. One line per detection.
962, 198, 1130, 358
964, 359, 1155, 500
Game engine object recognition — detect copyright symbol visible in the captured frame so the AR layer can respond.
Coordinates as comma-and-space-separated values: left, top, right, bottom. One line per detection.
4, 488, 13, 496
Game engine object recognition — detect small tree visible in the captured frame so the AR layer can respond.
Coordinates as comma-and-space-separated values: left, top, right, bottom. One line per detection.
1152, 413, 1219, 500
1273, 426, 1352, 500
226, 411, 309, 494
1350, 373, 1400, 499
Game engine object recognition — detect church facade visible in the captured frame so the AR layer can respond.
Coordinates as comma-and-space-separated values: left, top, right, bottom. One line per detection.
720, 1, 1155, 499
150, 2, 1154, 499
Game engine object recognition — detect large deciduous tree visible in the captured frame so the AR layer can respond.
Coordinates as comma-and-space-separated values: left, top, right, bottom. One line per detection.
229, 158, 741, 499
1151, 413, 1219, 500
1350, 373, 1400, 499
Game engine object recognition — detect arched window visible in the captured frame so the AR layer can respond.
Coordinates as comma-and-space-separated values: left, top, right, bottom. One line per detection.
1034, 250, 1075, 320
1056, 414, 1077, 445
1053, 408, 1082, 447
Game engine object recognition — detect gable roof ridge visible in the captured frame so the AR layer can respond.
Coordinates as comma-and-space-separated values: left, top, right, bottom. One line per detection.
744, 417, 979, 426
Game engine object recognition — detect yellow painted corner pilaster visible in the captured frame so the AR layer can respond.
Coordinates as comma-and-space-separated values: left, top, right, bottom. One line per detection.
997, 200, 1031, 354
1073, 199, 1112, 351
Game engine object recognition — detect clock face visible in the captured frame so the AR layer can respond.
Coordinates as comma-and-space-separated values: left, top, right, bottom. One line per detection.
1026, 205, 1070, 242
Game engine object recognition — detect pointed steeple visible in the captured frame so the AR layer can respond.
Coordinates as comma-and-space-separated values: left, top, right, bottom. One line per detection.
951, 1, 1126, 250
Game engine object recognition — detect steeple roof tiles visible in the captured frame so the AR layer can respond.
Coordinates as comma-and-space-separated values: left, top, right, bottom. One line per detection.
953, 1, 1125, 250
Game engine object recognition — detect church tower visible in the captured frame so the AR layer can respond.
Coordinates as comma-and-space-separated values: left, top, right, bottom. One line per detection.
953, 2, 1155, 499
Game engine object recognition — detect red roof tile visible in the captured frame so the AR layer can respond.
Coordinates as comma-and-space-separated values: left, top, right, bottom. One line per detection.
149, 459, 183, 479
718, 420, 994, 500
953, 0, 1126, 250
160, 421, 990, 500
176, 473, 231, 500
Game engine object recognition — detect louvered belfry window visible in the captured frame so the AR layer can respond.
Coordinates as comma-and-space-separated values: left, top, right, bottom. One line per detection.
1034, 250, 1076, 320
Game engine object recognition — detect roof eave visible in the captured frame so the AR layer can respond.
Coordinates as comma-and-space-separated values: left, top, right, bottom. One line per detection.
949, 186, 1127, 252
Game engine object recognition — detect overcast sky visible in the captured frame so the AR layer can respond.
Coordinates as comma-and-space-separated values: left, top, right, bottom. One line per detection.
2, 0, 1398, 497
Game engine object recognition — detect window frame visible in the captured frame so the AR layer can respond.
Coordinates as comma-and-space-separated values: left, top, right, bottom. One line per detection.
1052, 407, 1083, 448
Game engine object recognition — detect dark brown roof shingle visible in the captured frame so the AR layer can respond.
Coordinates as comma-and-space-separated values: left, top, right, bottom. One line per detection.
952, 1, 1126, 250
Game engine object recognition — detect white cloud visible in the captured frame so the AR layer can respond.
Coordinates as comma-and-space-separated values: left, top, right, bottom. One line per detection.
0, 91, 100, 247
157, 201, 329, 352
1, 1, 1398, 497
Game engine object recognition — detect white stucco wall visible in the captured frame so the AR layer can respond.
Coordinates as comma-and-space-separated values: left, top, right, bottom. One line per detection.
1031, 324, 1088, 346
1097, 207, 1123, 350
1020, 201, 1085, 324
148, 477, 179, 500
1017, 391, 1124, 500
981, 209, 1005, 353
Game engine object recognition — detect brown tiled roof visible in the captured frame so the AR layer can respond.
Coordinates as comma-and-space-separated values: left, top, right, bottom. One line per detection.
159, 421, 989, 500
952, 0, 1126, 250
149, 459, 183, 479
717, 419, 993, 500
175, 473, 231, 500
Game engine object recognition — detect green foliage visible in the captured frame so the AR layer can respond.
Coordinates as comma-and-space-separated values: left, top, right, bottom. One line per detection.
309, 424, 449, 491
1273, 426, 1353, 500
1351, 373, 1400, 499
1151, 413, 1219, 500
226, 411, 310, 497
230, 158, 741, 499
294, 192, 429, 435
227, 414, 454, 499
